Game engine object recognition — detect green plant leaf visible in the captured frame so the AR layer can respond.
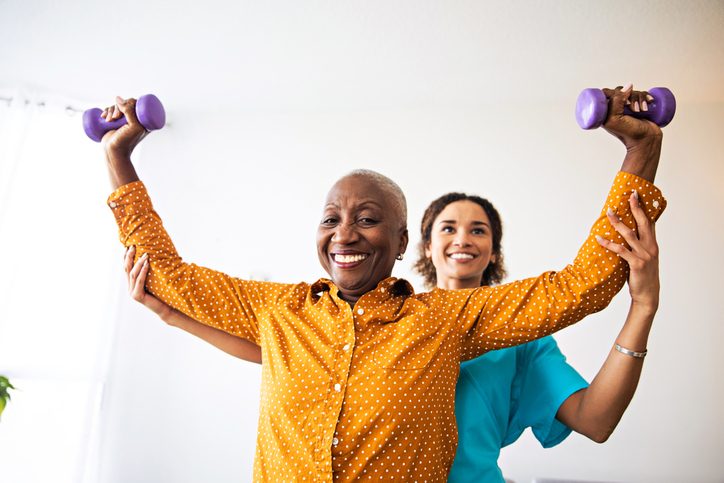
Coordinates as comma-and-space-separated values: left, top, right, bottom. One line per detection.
0, 376, 15, 421
0, 376, 14, 391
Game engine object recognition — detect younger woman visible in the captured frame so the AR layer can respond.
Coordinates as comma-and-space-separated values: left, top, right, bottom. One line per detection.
413, 192, 659, 482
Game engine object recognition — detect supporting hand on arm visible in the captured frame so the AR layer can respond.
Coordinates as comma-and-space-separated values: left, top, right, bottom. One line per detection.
124, 246, 263, 364
555, 190, 659, 443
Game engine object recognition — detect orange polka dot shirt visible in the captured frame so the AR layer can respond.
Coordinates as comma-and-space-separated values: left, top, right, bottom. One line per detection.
108, 171, 665, 483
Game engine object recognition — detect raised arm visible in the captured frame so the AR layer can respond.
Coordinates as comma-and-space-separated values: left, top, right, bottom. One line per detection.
124, 246, 262, 364
101, 96, 295, 341
555, 189, 659, 442
458, 84, 666, 358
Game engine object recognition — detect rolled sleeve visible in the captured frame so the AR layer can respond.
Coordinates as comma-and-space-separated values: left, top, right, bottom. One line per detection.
107, 181, 275, 344
459, 171, 666, 359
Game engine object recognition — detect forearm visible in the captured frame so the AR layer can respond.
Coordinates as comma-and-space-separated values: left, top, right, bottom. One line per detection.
556, 301, 656, 442
164, 308, 262, 364
619, 132, 663, 183
106, 153, 140, 190
100, 96, 148, 190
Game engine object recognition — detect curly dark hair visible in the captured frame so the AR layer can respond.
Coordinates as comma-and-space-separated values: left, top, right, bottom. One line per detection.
413, 192, 506, 289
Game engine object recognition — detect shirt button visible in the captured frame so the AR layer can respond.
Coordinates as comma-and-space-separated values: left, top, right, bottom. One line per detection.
109, 201, 117, 208
343, 344, 350, 351
334, 384, 341, 392
652, 200, 660, 208
333, 438, 339, 446
357, 308, 364, 315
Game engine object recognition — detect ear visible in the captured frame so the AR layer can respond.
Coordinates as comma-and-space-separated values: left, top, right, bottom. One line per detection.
424, 240, 432, 258
490, 254, 496, 264
398, 228, 409, 257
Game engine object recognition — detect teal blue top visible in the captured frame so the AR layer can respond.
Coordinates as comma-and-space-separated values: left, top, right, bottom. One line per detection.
448, 336, 588, 483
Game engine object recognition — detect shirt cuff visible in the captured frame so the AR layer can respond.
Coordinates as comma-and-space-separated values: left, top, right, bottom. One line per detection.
607, 171, 666, 222
106, 180, 153, 221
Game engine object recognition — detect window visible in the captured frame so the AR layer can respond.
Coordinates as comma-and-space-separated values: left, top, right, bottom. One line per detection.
0, 91, 120, 483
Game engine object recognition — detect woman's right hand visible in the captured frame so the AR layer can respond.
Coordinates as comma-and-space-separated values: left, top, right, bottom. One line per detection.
601, 84, 664, 148
124, 246, 175, 323
101, 96, 148, 165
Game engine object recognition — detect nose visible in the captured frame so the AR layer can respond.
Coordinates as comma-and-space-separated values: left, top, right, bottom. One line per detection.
453, 231, 471, 247
332, 221, 359, 244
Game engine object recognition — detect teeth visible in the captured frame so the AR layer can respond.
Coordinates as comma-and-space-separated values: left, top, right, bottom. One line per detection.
334, 254, 368, 263
449, 253, 474, 260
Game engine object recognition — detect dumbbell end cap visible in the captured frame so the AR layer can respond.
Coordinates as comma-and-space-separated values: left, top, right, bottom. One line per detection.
83, 108, 105, 142
136, 94, 166, 131
648, 87, 676, 128
575, 88, 608, 130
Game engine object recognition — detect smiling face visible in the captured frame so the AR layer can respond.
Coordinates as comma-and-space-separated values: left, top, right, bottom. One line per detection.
317, 174, 409, 303
425, 200, 496, 290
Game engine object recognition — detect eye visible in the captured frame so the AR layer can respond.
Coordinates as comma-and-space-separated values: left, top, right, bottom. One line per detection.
357, 217, 378, 226
472, 228, 486, 235
441, 226, 454, 233
321, 216, 338, 225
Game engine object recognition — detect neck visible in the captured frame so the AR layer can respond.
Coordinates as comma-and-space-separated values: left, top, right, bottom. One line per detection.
338, 292, 360, 305
437, 277, 480, 290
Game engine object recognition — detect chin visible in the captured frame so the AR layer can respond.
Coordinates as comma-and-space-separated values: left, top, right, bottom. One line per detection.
332, 274, 367, 290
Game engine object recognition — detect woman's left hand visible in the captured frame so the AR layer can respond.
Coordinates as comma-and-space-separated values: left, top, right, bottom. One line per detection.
124, 246, 176, 321
596, 191, 660, 312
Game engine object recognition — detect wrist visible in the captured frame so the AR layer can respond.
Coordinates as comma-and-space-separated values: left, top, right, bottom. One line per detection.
104, 149, 133, 169
620, 128, 662, 183
104, 151, 140, 189
629, 298, 659, 318
625, 132, 662, 159
158, 305, 178, 326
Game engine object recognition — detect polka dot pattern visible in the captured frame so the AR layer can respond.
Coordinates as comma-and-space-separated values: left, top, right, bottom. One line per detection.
107, 171, 665, 483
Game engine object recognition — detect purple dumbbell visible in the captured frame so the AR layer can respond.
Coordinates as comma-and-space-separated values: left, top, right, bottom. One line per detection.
83, 94, 166, 142
575, 87, 676, 130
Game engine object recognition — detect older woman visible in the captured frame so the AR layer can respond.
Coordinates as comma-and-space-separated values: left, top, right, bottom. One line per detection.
126, 185, 658, 482
102, 84, 665, 482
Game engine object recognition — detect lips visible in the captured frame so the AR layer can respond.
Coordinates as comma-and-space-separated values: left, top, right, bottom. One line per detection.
332, 252, 370, 267
448, 252, 475, 260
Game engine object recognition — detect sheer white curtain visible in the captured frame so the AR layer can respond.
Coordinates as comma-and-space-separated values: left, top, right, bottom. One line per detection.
0, 88, 122, 483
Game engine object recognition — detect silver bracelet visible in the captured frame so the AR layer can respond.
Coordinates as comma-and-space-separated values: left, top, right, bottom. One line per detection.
615, 344, 647, 358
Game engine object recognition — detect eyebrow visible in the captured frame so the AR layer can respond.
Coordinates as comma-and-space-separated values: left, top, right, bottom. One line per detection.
325, 200, 385, 210
437, 219, 490, 227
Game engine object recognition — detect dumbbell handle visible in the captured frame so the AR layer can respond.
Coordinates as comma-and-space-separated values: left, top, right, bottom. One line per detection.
575, 87, 676, 130
83, 94, 166, 142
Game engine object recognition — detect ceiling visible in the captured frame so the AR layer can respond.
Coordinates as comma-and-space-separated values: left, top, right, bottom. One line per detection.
1, 0, 722, 112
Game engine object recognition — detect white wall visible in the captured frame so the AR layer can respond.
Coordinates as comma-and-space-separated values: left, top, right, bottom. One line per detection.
97, 100, 724, 482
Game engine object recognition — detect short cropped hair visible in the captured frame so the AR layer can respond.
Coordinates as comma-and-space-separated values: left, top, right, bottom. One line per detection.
343, 169, 408, 230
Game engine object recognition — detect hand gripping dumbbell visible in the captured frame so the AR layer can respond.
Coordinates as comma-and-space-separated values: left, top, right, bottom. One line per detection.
575, 87, 676, 130
82, 94, 166, 142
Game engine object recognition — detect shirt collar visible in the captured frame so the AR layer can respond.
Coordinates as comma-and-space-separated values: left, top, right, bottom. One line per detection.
310, 277, 415, 300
